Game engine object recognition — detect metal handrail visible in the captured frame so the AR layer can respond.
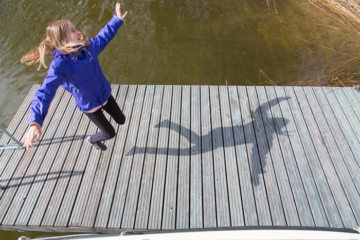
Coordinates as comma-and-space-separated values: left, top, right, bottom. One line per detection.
0, 125, 23, 150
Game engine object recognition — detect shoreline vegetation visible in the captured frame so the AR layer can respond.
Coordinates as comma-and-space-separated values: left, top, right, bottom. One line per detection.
306, 0, 360, 87
290, 0, 360, 87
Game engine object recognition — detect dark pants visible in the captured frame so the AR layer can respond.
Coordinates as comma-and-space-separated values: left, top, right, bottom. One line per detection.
85, 95, 125, 143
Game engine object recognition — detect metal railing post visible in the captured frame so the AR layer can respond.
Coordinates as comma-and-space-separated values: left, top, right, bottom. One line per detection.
0, 125, 23, 150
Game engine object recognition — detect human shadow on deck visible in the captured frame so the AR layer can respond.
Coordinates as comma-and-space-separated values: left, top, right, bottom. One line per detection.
0, 171, 84, 189
127, 97, 290, 186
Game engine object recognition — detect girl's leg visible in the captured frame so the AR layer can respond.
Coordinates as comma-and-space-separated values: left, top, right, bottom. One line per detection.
85, 110, 116, 143
102, 95, 126, 125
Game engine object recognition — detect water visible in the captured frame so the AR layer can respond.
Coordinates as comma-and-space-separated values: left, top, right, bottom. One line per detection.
0, 0, 359, 238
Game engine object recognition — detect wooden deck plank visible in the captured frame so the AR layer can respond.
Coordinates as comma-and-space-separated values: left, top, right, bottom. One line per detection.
28, 97, 82, 227
80, 86, 122, 228
161, 85, 181, 230
331, 88, 360, 162
209, 86, 231, 227
275, 87, 330, 227
108, 85, 146, 229
319, 88, 360, 192
237, 86, 271, 226
265, 86, 313, 227
121, 85, 155, 229
344, 87, 360, 104
40, 107, 90, 227
133, 85, 164, 229
16, 91, 76, 226
54, 109, 98, 227
0, 85, 359, 232
4, 90, 71, 225
190, 86, 203, 228
0, 88, 66, 225
281, 87, 341, 228
200, 86, 217, 228
219, 86, 244, 226
342, 88, 360, 124
228, 86, 257, 226
303, 87, 359, 227
147, 85, 172, 230
93, 85, 131, 229
256, 86, 300, 226
291, 86, 353, 228
176, 85, 191, 229
0, 85, 38, 158
0, 110, 35, 193
247, 86, 286, 226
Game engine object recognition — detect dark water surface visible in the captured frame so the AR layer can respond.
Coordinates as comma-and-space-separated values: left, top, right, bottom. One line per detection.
0, 0, 360, 238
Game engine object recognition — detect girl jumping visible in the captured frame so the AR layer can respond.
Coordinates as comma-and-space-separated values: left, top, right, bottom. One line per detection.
21, 2, 128, 151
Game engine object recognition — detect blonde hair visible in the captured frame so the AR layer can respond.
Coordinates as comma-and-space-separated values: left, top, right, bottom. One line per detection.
21, 19, 89, 70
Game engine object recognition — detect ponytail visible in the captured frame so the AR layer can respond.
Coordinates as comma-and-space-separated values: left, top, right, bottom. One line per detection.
20, 19, 88, 70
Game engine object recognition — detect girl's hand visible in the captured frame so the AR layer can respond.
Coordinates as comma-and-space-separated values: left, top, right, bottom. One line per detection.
22, 124, 42, 150
116, 2, 128, 20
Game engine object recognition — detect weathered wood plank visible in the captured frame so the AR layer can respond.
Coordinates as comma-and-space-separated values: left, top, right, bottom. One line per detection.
28, 97, 82, 226
272, 87, 318, 227
190, 86, 203, 228
0, 88, 66, 225
303, 87, 359, 227
121, 85, 155, 229
108, 85, 146, 229
210, 86, 231, 227
81, 86, 122, 228
228, 86, 257, 226
1, 85, 359, 232
200, 86, 216, 228
219, 86, 244, 226
275, 86, 329, 227
0, 90, 38, 194
318, 88, 360, 192
6, 91, 71, 225
256, 86, 300, 226
0, 85, 38, 159
161, 85, 181, 230
247, 86, 286, 226
93, 85, 130, 229
16, 91, 76, 226
266, 87, 314, 226
237, 86, 271, 226
331, 88, 360, 162
176, 85, 191, 229
134, 85, 164, 229
288, 87, 349, 228
40, 106, 90, 227
147, 85, 172, 230
342, 88, 360, 122
54, 107, 98, 227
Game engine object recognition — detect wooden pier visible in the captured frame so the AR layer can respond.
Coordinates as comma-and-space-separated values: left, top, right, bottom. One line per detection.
0, 85, 359, 233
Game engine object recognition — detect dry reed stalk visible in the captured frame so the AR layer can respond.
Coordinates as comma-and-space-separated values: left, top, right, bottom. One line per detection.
307, 0, 360, 39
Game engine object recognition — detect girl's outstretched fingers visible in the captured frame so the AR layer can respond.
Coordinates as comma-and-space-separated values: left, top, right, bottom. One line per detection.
22, 124, 42, 150
116, 2, 128, 20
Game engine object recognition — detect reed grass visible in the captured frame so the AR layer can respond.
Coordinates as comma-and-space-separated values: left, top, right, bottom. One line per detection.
308, 0, 360, 39
278, 0, 360, 87
303, 0, 360, 86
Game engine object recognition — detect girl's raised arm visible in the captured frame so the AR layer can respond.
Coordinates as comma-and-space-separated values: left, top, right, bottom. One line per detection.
90, 3, 128, 55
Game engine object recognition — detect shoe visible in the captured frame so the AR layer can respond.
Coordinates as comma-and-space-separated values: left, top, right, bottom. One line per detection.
86, 136, 107, 151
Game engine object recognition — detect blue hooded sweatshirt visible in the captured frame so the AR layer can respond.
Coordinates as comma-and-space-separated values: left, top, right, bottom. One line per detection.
29, 15, 124, 127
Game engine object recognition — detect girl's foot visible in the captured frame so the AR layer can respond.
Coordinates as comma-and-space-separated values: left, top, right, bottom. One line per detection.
86, 136, 107, 151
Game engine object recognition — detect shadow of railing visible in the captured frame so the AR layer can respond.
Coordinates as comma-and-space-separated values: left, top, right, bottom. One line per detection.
0, 171, 84, 189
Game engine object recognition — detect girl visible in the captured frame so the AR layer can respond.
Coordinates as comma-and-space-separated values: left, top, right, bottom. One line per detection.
21, 2, 128, 151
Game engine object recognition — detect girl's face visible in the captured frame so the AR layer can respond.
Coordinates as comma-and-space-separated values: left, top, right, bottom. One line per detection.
67, 22, 81, 44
